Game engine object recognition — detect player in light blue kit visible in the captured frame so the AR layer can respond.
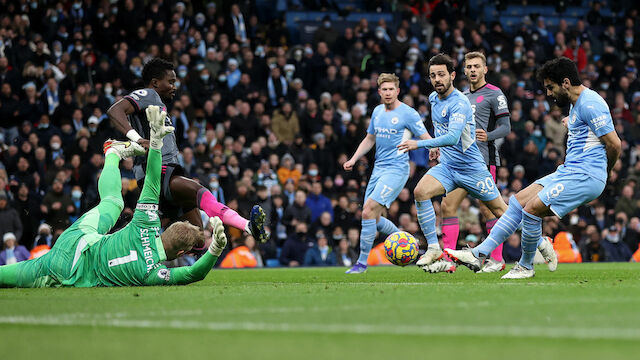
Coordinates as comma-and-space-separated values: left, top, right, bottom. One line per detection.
446, 57, 621, 279
398, 54, 508, 273
344, 73, 431, 274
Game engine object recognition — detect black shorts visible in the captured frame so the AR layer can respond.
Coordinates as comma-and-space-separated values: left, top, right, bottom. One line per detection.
137, 164, 188, 221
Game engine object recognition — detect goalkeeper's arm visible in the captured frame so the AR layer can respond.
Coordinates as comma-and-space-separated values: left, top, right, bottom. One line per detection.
144, 217, 227, 286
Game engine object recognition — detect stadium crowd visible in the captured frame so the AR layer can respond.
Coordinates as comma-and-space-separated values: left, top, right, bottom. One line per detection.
1, 0, 640, 268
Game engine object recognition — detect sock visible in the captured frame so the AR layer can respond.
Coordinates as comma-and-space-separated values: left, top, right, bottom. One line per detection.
98, 153, 123, 199
473, 195, 522, 258
442, 217, 459, 250
376, 216, 399, 239
519, 210, 542, 270
416, 199, 438, 246
486, 218, 504, 262
357, 219, 377, 265
197, 188, 248, 231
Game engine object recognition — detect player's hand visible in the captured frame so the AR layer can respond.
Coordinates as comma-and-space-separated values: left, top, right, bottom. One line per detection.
475, 129, 488, 142
429, 148, 440, 161
397, 140, 418, 153
562, 116, 569, 128
137, 139, 150, 150
208, 216, 227, 256
343, 159, 356, 171
145, 105, 173, 149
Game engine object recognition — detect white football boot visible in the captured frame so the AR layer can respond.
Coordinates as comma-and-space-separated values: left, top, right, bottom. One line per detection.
537, 236, 558, 272
415, 246, 444, 266
103, 140, 146, 158
444, 248, 484, 272
477, 258, 506, 273
501, 263, 535, 279
422, 259, 457, 273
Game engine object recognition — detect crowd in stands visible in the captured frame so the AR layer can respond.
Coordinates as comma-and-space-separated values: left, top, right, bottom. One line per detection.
1, 0, 640, 268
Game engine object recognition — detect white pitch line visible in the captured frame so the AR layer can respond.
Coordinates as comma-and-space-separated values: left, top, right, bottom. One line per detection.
1, 315, 639, 341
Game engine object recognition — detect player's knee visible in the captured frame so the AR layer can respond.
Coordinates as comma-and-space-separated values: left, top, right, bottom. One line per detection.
362, 204, 378, 220
414, 186, 431, 201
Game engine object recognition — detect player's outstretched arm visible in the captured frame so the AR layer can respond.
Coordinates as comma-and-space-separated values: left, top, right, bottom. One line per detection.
137, 106, 173, 204
601, 131, 622, 173
344, 133, 375, 171
107, 99, 149, 148
148, 217, 227, 286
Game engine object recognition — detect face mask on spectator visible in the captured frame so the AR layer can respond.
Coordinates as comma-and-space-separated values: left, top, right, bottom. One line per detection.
73, 2, 82, 9
196, 63, 205, 71
606, 233, 619, 243
51, 142, 61, 150
218, 74, 227, 82
533, 129, 542, 137
72, 190, 82, 199
600, 82, 610, 90
111, 8, 118, 15
39, 122, 49, 129
97, 12, 104, 19
105, 86, 113, 95
31, 2, 37, 9
51, 16, 58, 22
433, 43, 441, 50
296, 231, 307, 239
532, 34, 539, 41
334, 177, 344, 186
625, 37, 633, 44
323, 21, 331, 29
494, 45, 502, 52
514, 51, 522, 59
209, 181, 219, 190
200, 74, 210, 82
178, 70, 187, 78
76, 46, 83, 52
175, 80, 181, 88
309, 169, 318, 177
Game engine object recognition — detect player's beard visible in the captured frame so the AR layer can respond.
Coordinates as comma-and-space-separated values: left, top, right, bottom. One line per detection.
434, 78, 452, 95
554, 89, 570, 107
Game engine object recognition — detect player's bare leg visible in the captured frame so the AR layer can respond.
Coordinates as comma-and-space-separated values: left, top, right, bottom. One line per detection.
168, 176, 268, 242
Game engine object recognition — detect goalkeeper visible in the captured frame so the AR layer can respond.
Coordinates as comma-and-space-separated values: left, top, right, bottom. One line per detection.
0, 106, 227, 287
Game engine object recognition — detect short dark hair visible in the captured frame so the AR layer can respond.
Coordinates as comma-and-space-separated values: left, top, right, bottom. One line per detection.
428, 53, 455, 74
536, 57, 581, 86
142, 58, 174, 85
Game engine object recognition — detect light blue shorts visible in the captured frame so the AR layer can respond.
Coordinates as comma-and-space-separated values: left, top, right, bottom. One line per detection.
364, 169, 409, 208
535, 169, 605, 218
427, 164, 500, 202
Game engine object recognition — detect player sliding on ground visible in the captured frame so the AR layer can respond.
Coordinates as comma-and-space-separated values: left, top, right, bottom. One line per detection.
439, 52, 513, 273
343, 73, 432, 274
398, 54, 555, 274
446, 57, 621, 279
0, 106, 227, 287
107, 58, 267, 246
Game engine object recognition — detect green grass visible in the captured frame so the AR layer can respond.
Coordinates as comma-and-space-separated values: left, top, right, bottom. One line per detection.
1, 263, 640, 359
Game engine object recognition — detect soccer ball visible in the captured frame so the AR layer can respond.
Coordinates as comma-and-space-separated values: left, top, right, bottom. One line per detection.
384, 231, 419, 266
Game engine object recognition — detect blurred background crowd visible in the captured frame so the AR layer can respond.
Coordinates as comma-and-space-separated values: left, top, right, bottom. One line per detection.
1, 0, 640, 268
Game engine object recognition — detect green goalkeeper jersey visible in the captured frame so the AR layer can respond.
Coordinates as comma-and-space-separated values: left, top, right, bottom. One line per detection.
0, 148, 218, 288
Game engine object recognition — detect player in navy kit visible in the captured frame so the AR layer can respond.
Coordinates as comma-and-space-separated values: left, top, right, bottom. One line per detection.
107, 58, 267, 248
344, 73, 432, 274
447, 57, 621, 279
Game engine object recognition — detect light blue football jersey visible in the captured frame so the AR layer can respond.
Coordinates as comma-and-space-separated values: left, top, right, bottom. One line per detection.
367, 102, 428, 173
428, 89, 486, 171
563, 88, 615, 183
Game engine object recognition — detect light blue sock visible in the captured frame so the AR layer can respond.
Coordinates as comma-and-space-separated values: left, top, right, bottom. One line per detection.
473, 195, 523, 258
377, 216, 399, 239
519, 210, 542, 270
416, 199, 438, 245
357, 219, 377, 265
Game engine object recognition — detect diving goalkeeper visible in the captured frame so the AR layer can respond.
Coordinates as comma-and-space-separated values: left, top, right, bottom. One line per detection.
0, 106, 226, 287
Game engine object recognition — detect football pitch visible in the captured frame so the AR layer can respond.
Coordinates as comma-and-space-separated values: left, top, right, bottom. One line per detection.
1, 263, 639, 359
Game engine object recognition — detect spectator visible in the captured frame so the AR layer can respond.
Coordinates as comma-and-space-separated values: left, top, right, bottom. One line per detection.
306, 181, 333, 222
335, 237, 358, 267
0, 232, 30, 265
602, 225, 633, 262
304, 231, 337, 266
271, 102, 300, 145
40, 178, 74, 232
581, 225, 606, 262
220, 237, 258, 269
33, 223, 54, 249
0, 190, 23, 244
280, 222, 310, 267
283, 189, 312, 232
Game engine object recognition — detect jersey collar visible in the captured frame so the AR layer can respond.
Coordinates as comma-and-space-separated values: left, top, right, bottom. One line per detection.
156, 236, 167, 262
469, 82, 488, 93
